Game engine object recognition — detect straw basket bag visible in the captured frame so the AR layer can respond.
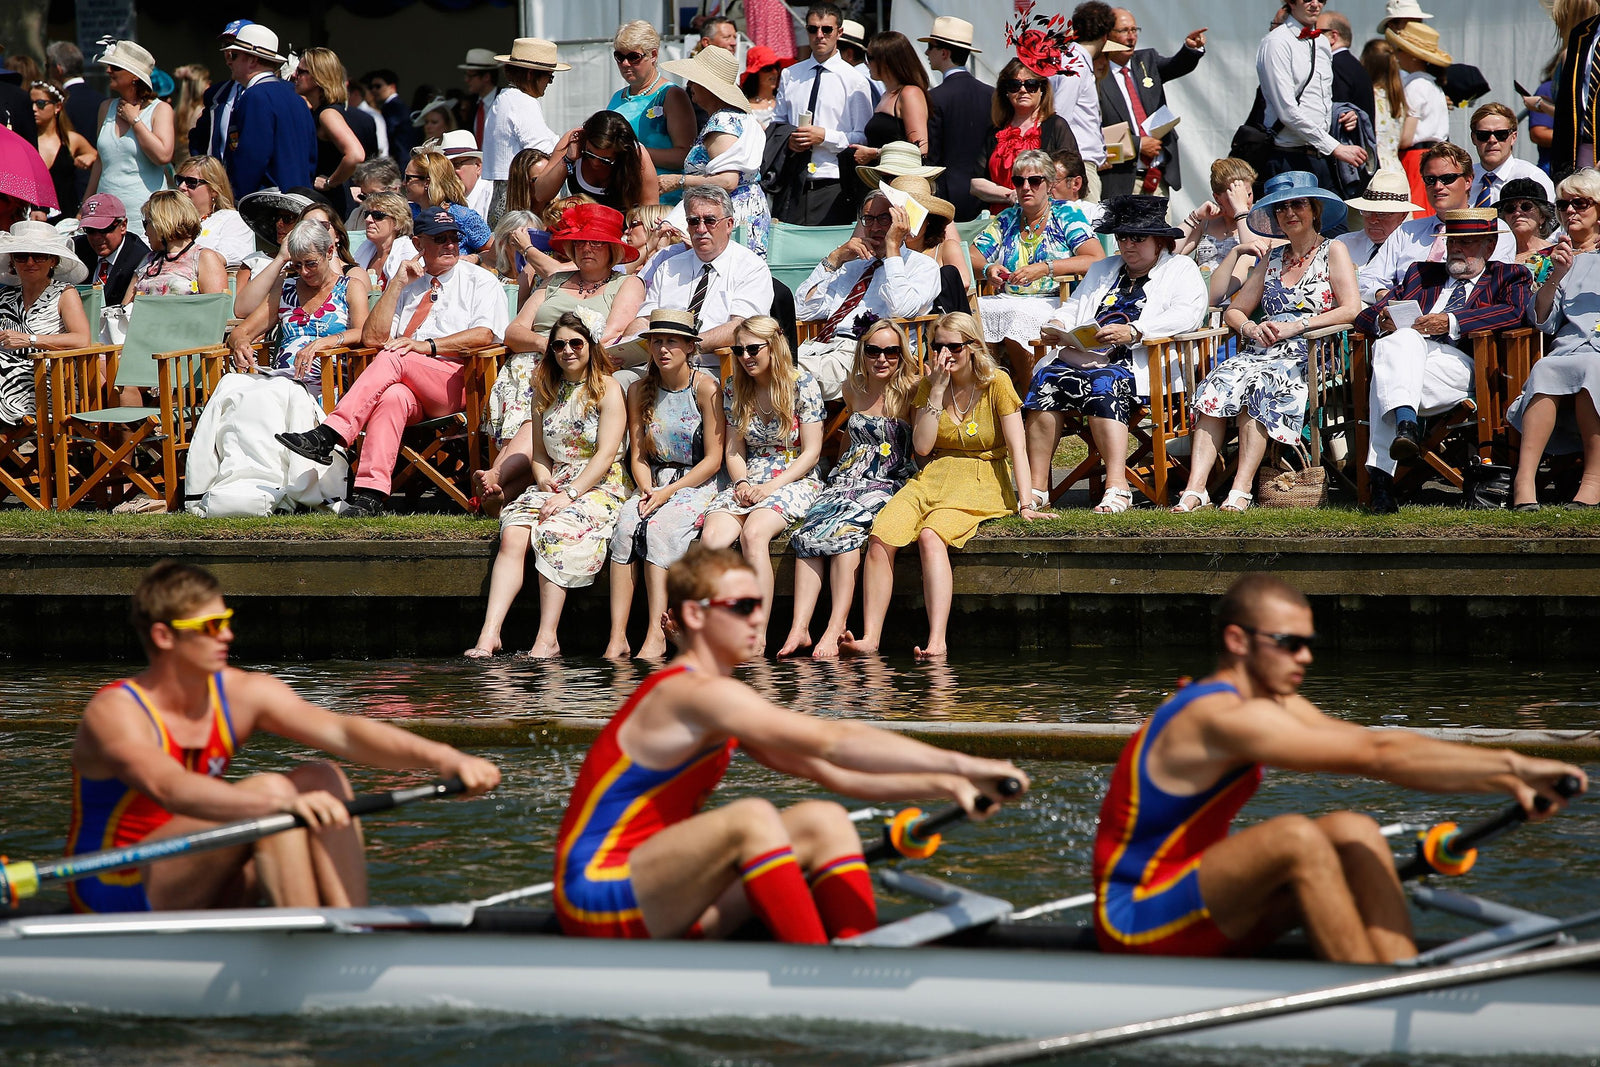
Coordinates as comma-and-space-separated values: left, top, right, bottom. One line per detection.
1255, 441, 1328, 508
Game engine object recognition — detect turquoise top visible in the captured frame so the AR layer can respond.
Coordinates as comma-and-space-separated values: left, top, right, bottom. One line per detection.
608, 79, 681, 204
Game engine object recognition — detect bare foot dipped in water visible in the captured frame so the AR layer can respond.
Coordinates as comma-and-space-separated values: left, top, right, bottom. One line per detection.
776, 630, 813, 657
520, 639, 560, 659
913, 641, 948, 661
635, 633, 669, 659
602, 639, 632, 660
464, 638, 502, 659
811, 629, 844, 658
837, 631, 878, 656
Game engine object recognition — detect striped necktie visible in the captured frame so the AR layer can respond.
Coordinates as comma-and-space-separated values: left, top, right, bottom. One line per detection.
1474, 174, 1496, 209
819, 258, 881, 342
687, 263, 713, 331
1442, 278, 1473, 315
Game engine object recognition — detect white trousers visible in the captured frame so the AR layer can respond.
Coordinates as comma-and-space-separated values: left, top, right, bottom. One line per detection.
796, 336, 856, 402
1364, 327, 1474, 475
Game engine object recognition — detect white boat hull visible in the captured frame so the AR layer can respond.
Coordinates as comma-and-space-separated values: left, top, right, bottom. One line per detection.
2, 909, 1599, 1056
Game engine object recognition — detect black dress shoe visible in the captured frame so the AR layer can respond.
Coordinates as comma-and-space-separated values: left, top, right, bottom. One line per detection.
342, 488, 388, 517
1389, 419, 1422, 462
275, 426, 339, 466
1367, 468, 1399, 514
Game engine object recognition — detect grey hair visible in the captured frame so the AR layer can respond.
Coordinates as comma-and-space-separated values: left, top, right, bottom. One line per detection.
1012, 149, 1055, 177
284, 219, 337, 259
492, 210, 538, 275
683, 184, 734, 219
352, 156, 402, 190
46, 41, 84, 77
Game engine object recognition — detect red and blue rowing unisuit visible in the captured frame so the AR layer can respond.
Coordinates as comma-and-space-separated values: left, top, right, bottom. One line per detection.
554, 665, 736, 938
1092, 680, 1261, 955
66, 675, 238, 913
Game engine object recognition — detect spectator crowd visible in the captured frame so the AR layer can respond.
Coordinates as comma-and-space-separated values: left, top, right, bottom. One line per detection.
0, 0, 1596, 658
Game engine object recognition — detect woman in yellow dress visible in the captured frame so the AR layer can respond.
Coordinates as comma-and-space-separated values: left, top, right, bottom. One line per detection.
840, 313, 1043, 659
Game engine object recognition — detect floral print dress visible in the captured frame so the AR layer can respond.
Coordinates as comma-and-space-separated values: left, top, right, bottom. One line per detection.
684, 109, 771, 258
704, 371, 825, 521
610, 372, 721, 568
789, 412, 916, 557
1192, 241, 1334, 446
501, 379, 633, 589
271, 274, 351, 392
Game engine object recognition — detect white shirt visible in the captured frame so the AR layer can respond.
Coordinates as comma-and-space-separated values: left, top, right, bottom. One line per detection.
1258, 16, 1336, 154
1470, 157, 1556, 206
796, 247, 941, 327
638, 241, 774, 333
773, 52, 872, 180
358, 100, 389, 157
1045, 251, 1207, 396
1358, 215, 1516, 303
1426, 271, 1481, 341
1336, 230, 1380, 265
355, 236, 418, 287
1051, 44, 1104, 167
483, 86, 557, 181
388, 261, 510, 343
464, 174, 495, 220
1402, 70, 1449, 143
195, 208, 256, 268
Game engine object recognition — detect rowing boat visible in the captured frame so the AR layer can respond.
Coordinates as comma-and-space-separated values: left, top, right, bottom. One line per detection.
3, 871, 1597, 1058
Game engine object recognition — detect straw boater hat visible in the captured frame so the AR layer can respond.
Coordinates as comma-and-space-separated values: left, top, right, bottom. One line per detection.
458, 48, 499, 71
97, 41, 156, 90
1377, 0, 1434, 33
661, 47, 750, 113
548, 203, 640, 264
840, 20, 868, 51
1385, 22, 1452, 68
1248, 170, 1349, 237
857, 140, 944, 188
1439, 207, 1508, 238
888, 175, 955, 223
225, 24, 287, 65
918, 16, 982, 53
1344, 168, 1423, 214
638, 308, 700, 342
437, 130, 482, 160
1095, 195, 1184, 239
495, 38, 570, 73
0, 221, 88, 284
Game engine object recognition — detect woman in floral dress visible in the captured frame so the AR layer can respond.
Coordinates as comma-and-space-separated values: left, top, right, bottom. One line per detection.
1172, 174, 1360, 513
701, 315, 825, 638
660, 46, 771, 257
468, 313, 632, 659
779, 321, 920, 659
602, 310, 727, 661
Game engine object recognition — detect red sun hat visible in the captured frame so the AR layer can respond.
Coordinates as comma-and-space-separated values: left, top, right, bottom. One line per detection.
549, 203, 639, 264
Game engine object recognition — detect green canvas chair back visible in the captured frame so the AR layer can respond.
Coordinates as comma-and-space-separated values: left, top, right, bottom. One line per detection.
954, 213, 992, 246
75, 285, 105, 334
766, 221, 857, 294
114, 293, 234, 391
505, 282, 519, 322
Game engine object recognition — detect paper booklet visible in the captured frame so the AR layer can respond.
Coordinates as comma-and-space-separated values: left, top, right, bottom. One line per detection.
1143, 104, 1181, 140
1102, 122, 1134, 164
1386, 299, 1423, 331
1039, 322, 1108, 352
877, 180, 929, 236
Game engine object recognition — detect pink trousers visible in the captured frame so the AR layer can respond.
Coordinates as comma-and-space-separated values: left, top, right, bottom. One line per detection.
325, 350, 466, 494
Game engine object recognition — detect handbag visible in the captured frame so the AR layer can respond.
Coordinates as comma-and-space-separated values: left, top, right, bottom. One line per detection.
1255, 442, 1328, 508
1462, 457, 1513, 509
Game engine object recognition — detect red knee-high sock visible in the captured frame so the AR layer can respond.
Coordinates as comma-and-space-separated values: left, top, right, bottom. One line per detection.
809, 853, 877, 939
740, 846, 827, 944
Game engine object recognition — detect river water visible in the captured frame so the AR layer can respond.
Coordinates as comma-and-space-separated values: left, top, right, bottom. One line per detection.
2, 648, 1597, 1066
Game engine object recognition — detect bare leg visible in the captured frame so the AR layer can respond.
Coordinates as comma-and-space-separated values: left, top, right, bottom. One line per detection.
1088, 416, 1130, 494
779, 556, 825, 656
1180, 414, 1228, 496
1575, 389, 1600, 505
813, 550, 862, 658
914, 527, 953, 660
278, 762, 366, 908
839, 535, 898, 655
699, 511, 744, 550
637, 563, 671, 658
603, 559, 637, 659
467, 524, 531, 657
1316, 811, 1414, 961
1232, 414, 1270, 496
525, 571, 567, 657
1513, 394, 1558, 506
737, 508, 790, 645
1024, 410, 1066, 502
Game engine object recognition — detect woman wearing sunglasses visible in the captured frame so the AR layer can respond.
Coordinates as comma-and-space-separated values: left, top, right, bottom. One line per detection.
701, 316, 825, 640
28, 81, 96, 219
173, 155, 254, 268
402, 149, 494, 259
607, 21, 696, 202
842, 313, 1043, 660
603, 310, 727, 661
0, 221, 91, 424
293, 48, 367, 216
970, 147, 1103, 376
779, 320, 920, 659
1494, 179, 1560, 285
351, 191, 417, 290
533, 110, 661, 219
470, 313, 632, 658
970, 59, 1077, 209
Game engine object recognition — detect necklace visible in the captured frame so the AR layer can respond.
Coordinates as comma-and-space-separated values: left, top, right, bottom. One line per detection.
624, 74, 662, 100
571, 274, 608, 298
949, 381, 979, 437
1280, 238, 1324, 275
1020, 209, 1048, 239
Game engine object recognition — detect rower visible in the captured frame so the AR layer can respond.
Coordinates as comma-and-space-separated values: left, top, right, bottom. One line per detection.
66, 561, 500, 913
554, 545, 1028, 943
1092, 573, 1586, 964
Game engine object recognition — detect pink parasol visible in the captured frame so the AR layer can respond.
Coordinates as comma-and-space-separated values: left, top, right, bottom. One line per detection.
0, 125, 59, 211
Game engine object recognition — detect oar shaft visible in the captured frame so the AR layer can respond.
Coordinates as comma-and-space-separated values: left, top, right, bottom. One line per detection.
864, 778, 1022, 864
1397, 774, 1582, 881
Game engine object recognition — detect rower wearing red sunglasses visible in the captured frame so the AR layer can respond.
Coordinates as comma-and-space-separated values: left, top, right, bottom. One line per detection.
553, 544, 1027, 943
65, 560, 500, 914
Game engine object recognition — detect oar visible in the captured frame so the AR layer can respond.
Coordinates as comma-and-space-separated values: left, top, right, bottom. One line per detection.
0, 777, 467, 905
864, 778, 1023, 864
1398, 774, 1583, 881
885, 936, 1600, 1067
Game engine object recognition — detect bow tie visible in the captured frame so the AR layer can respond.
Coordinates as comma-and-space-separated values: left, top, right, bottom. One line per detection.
1297, 27, 1323, 39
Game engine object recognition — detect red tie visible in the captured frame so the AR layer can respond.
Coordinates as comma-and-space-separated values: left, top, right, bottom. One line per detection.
1118, 63, 1150, 134
820, 259, 881, 342
1297, 27, 1322, 39
402, 277, 443, 339
97, 260, 110, 285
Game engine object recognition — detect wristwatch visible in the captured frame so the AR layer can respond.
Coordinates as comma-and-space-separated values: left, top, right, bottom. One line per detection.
26, 334, 37, 345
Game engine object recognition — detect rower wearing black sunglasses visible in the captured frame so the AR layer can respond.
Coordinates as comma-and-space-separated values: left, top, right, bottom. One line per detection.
1092, 573, 1584, 966
553, 544, 1027, 945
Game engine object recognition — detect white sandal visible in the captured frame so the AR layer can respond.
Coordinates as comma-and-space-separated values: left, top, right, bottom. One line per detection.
1093, 487, 1134, 514
1220, 490, 1254, 512
1170, 489, 1210, 513
1030, 487, 1050, 510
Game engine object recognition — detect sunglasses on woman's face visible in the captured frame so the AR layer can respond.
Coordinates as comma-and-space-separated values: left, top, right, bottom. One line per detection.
548, 337, 587, 353
1011, 174, 1048, 189
931, 340, 969, 354
1272, 197, 1313, 214
175, 175, 206, 190
364, 209, 391, 220
1557, 197, 1598, 214
999, 78, 1046, 94
290, 257, 325, 271
1499, 200, 1540, 216
862, 344, 901, 359
613, 51, 647, 64
729, 342, 766, 358
10, 252, 53, 264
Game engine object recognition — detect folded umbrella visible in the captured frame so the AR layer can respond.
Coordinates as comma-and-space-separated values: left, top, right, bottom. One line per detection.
0, 125, 59, 212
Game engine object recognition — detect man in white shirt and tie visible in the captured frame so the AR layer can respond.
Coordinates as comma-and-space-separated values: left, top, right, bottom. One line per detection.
774, 2, 873, 225
460, 49, 500, 150
628, 186, 774, 370
795, 192, 941, 400
1256, 0, 1368, 191
1467, 102, 1555, 208
1359, 142, 1515, 304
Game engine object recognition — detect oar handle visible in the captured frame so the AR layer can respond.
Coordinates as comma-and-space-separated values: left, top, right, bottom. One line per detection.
865, 777, 1023, 864
341, 776, 465, 819
1399, 774, 1583, 881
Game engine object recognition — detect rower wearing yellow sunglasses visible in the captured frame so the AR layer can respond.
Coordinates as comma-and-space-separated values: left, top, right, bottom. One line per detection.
65, 560, 500, 914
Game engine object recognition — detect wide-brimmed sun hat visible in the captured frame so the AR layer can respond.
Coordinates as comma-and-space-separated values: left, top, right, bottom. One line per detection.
739, 45, 785, 96
412, 97, 454, 128
495, 38, 570, 73
639, 308, 700, 342
1385, 22, 1451, 68
549, 203, 640, 264
459, 48, 499, 71
1095, 195, 1184, 239
0, 220, 88, 284
888, 175, 955, 222
224, 24, 287, 65
857, 140, 944, 188
1248, 171, 1348, 237
1343, 168, 1423, 214
662, 46, 750, 113
238, 188, 315, 245
918, 16, 982, 54
97, 41, 156, 89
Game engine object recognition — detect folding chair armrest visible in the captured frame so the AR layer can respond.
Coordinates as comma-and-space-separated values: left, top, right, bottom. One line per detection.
1303, 323, 1352, 341
1173, 325, 1231, 343
151, 344, 232, 363
33, 342, 120, 362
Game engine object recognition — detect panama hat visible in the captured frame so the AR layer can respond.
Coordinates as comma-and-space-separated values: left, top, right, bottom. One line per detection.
662, 47, 750, 113
495, 38, 570, 73
436, 130, 482, 160
1377, 0, 1434, 33
888, 175, 955, 222
458, 48, 499, 71
1248, 171, 1349, 237
1385, 22, 1452, 68
857, 140, 944, 188
97, 41, 156, 89
638, 308, 700, 342
0, 220, 88, 284
918, 17, 981, 54
224, 24, 287, 65
1343, 168, 1423, 214
840, 20, 868, 50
